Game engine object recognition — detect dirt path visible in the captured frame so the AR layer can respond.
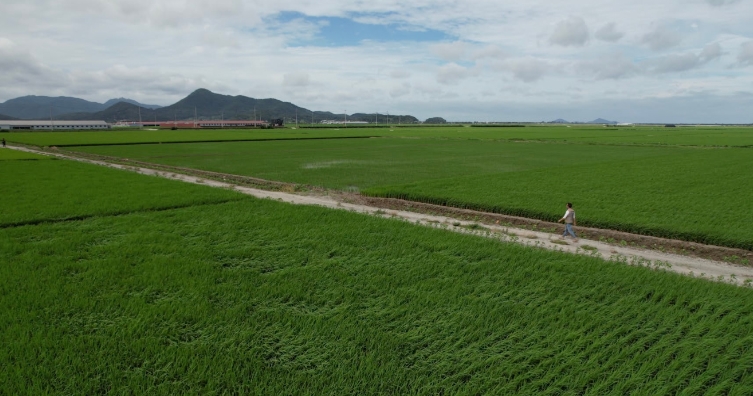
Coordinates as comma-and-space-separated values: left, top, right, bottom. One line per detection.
9, 144, 753, 286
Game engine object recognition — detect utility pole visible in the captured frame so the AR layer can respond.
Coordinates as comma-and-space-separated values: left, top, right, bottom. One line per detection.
138, 106, 142, 129
344, 110, 347, 128
376, 112, 378, 126
295, 109, 298, 128
194, 106, 197, 129
221, 111, 224, 128
50, 107, 53, 131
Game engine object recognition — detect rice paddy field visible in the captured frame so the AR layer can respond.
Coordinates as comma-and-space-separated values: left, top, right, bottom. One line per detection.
3, 148, 753, 394
2, 129, 378, 147
6, 124, 753, 147
58, 126, 753, 250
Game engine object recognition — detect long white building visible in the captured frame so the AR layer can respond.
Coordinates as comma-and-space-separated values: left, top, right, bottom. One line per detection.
0, 120, 111, 131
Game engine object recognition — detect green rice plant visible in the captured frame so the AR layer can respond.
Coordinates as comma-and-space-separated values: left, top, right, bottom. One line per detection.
3, 195, 753, 394
25, 126, 753, 250
364, 147, 753, 250
0, 159, 243, 227
4, 129, 380, 147
0, 148, 50, 161
70, 136, 675, 190
9, 125, 753, 147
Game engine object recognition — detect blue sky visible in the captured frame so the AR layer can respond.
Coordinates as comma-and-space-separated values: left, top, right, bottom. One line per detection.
274, 12, 451, 47
0, 0, 752, 123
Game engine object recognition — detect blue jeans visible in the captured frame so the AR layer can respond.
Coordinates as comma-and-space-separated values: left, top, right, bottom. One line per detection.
563, 223, 577, 238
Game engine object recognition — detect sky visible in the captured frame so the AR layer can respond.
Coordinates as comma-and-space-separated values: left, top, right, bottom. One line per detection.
1, 0, 752, 123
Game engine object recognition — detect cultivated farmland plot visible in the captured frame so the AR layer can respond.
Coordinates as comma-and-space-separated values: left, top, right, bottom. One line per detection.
2, 151, 753, 394
7, 125, 753, 147
58, 126, 753, 250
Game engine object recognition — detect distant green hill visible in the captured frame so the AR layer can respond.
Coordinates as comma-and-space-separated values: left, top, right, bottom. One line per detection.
55, 89, 419, 124
0, 95, 161, 119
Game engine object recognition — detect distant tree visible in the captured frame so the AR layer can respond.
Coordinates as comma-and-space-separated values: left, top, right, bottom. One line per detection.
424, 117, 447, 124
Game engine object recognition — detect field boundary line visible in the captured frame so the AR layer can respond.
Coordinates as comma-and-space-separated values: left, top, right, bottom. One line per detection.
0, 199, 241, 229
8, 144, 753, 286
28, 135, 380, 148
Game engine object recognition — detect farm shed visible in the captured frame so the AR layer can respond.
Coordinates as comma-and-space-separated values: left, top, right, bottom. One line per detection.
0, 120, 111, 131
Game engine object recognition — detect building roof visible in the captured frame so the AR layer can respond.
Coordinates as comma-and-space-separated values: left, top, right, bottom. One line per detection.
0, 120, 109, 126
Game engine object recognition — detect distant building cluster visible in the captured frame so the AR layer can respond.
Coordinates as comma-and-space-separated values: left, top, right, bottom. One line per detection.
0, 120, 110, 131
0, 120, 278, 131
136, 120, 269, 128
320, 120, 369, 125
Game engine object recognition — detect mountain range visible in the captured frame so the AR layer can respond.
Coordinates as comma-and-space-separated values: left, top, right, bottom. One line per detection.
0, 89, 419, 124
0, 96, 161, 120
549, 118, 618, 124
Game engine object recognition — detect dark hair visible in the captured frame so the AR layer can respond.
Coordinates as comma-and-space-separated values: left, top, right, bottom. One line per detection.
567, 202, 572, 208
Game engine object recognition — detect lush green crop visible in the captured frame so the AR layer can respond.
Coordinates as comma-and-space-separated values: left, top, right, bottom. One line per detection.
72, 135, 753, 249
364, 147, 753, 249
4, 178, 753, 393
0, 148, 50, 160
388, 125, 753, 146
0, 159, 243, 227
3, 129, 378, 147
8, 125, 753, 147
71, 137, 674, 189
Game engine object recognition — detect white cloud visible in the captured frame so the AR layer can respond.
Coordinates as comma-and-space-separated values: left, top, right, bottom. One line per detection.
549, 16, 589, 47
649, 52, 701, 73
471, 45, 507, 60
389, 83, 411, 98
436, 63, 477, 85
430, 41, 469, 61
2, 1, 753, 122
699, 42, 722, 62
706, 0, 740, 6
641, 25, 683, 51
739, 41, 753, 66
505, 58, 551, 82
579, 53, 639, 80
594, 23, 624, 42
283, 72, 311, 87
390, 69, 411, 79
646, 43, 722, 73
0, 38, 67, 91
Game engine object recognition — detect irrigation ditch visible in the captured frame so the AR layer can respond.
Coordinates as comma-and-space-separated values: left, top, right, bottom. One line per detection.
9, 143, 753, 286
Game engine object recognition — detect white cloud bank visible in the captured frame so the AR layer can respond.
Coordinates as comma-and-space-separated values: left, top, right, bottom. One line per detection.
0, 0, 752, 122
549, 16, 590, 47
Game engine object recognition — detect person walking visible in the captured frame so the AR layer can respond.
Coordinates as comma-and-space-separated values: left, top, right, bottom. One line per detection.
1, 138, 5, 148
558, 202, 578, 242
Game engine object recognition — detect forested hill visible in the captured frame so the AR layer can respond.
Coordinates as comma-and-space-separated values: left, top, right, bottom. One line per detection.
53, 88, 419, 124
0, 95, 160, 119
